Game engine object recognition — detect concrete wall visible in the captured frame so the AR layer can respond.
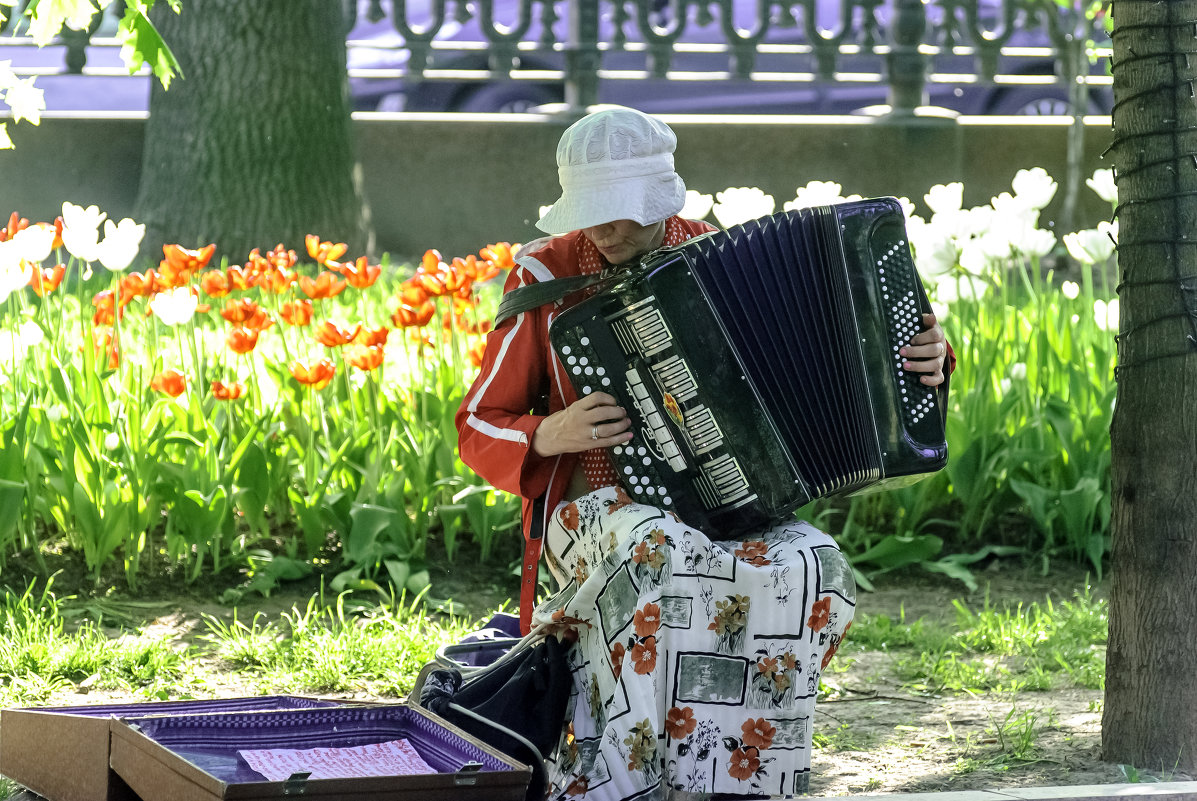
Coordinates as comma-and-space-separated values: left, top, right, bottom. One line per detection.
2, 112, 1114, 260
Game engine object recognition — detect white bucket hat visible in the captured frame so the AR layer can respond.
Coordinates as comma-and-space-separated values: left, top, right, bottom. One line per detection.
536, 106, 687, 235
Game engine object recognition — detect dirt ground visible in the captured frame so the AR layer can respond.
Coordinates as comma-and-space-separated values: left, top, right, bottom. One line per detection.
803, 565, 1179, 797
6, 554, 1187, 798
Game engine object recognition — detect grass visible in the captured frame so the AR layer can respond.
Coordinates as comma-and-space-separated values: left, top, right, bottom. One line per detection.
199, 591, 477, 696
844, 581, 1106, 695
0, 579, 482, 708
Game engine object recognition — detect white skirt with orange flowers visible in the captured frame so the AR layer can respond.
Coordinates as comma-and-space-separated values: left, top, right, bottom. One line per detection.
531, 485, 856, 800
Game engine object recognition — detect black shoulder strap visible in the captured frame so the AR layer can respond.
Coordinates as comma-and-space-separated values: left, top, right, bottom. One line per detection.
493, 273, 608, 328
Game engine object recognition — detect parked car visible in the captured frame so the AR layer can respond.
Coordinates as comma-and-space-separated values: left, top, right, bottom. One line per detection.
1, 0, 1111, 116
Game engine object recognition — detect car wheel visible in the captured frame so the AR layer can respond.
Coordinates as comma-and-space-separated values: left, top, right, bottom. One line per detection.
456, 82, 561, 113
988, 88, 1106, 116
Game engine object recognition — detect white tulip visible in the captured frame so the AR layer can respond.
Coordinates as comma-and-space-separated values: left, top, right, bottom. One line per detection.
97, 218, 146, 272
712, 187, 775, 228
1063, 226, 1114, 265
1012, 227, 1056, 259
909, 226, 958, 278
0, 242, 33, 303
1086, 169, 1117, 205
680, 190, 714, 221
924, 182, 964, 215
1009, 362, 1027, 381
1011, 167, 1058, 211
785, 180, 859, 212
11, 224, 56, 264
149, 286, 199, 327
1061, 280, 1080, 300
1093, 298, 1119, 332
60, 202, 107, 263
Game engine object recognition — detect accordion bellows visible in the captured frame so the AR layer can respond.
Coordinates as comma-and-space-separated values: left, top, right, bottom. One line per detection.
549, 197, 949, 538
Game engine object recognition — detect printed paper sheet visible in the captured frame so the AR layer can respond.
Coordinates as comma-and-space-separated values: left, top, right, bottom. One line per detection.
238, 738, 436, 781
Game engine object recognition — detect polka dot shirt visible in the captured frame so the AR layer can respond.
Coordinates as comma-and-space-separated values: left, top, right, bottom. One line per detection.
577, 218, 694, 491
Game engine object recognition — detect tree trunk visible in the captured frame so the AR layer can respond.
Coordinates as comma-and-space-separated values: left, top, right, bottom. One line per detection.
134, 0, 373, 259
1102, 0, 1197, 772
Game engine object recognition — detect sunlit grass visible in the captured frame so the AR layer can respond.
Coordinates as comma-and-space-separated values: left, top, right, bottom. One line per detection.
0, 579, 489, 707
845, 582, 1106, 694
200, 591, 478, 697
0, 580, 188, 705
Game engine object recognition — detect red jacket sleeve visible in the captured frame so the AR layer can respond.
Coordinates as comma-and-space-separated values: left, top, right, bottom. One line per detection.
456, 266, 561, 503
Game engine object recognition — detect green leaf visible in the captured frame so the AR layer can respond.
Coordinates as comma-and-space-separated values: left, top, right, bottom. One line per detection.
0, 479, 27, 544
118, 1, 184, 88
346, 504, 398, 564
851, 534, 943, 573
383, 559, 411, 593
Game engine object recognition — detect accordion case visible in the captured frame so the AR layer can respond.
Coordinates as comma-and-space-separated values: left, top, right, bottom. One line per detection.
107, 703, 531, 801
0, 695, 343, 801
549, 197, 948, 537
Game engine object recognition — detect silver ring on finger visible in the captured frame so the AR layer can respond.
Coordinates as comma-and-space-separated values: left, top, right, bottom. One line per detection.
591, 426, 599, 440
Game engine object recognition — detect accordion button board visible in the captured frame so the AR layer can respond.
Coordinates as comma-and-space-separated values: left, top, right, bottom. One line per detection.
548, 198, 948, 538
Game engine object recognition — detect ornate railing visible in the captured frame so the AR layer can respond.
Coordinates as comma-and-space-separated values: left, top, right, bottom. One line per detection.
2, 0, 1111, 117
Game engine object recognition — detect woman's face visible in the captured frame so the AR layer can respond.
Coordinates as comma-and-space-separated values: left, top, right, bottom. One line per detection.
581, 219, 666, 266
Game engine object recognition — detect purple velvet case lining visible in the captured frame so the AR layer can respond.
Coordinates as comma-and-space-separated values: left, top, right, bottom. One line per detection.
22, 695, 338, 718
121, 705, 510, 784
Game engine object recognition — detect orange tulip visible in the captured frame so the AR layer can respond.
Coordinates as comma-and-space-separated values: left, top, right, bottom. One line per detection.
0, 211, 29, 242
479, 242, 517, 272
399, 281, 430, 307
200, 270, 231, 298
92, 290, 120, 326
226, 327, 262, 355
346, 344, 385, 372
305, 235, 348, 267
90, 327, 120, 370
226, 265, 253, 291
467, 340, 486, 368
150, 369, 187, 397
354, 326, 389, 347
266, 244, 297, 271
390, 300, 436, 328
244, 248, 271, 276
211, 380, 247, 400
220, 298, 262, 325
290, 358, 336, 389
412, 266, 448, 297
160, 243, 216, 286
314, 320, 361, 348
254, 267, 296, 294
298, 271, 347, 300
28, 264, 66, 297
119, 270, 159, 307
280, 300, 314, 327
444, 257, 475, 294
52, 216, 64, 251
340, 256, 381, 290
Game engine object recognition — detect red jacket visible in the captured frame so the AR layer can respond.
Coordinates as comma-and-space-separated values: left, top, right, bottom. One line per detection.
456, 217, 716, 627
456, 217, 717, 537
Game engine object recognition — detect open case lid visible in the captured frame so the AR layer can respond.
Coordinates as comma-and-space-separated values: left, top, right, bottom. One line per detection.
109, 702, 532, 801
0, 696, 353, 801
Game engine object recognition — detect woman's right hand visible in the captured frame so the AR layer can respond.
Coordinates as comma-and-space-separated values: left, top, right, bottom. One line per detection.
532, 392, 633, 457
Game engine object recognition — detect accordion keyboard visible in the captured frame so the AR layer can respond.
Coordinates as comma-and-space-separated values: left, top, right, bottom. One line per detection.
878, 239, 940, 430
558, 293, 759, 513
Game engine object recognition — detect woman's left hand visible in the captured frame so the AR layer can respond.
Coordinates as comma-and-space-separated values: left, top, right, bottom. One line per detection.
901, 313, 949, 387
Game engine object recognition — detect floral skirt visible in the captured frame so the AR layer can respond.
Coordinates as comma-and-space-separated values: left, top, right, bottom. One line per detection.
531, 486, 856, 800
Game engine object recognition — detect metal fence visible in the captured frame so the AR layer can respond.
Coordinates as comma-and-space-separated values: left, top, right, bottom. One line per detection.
2, 0, 1111, 117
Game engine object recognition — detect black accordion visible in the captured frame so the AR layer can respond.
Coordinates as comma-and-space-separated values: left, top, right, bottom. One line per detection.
548, 197, 948, 538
